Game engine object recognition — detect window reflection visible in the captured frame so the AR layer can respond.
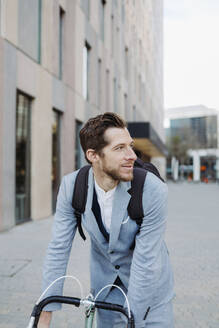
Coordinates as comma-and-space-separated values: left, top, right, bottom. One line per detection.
75, 120, 83, 170
16, 92, 31, 223
52, 110, 61, 212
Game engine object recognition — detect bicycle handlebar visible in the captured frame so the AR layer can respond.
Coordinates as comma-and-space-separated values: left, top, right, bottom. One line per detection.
28, 295, 135, 328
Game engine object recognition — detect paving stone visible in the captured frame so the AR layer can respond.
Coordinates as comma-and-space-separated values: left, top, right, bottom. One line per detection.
0, 259, 31, 277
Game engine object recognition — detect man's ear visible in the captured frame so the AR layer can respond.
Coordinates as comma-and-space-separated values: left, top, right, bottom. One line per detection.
86, 149, 99, 164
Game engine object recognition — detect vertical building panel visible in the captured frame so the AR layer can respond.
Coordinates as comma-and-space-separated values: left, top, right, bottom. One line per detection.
61, 87, 75, 175
31, 68, 52, 219
2, 41, 17, 230
0, 37, 3, 230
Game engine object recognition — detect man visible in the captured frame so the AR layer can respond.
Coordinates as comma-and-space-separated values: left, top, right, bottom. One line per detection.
39, 112, 174, 327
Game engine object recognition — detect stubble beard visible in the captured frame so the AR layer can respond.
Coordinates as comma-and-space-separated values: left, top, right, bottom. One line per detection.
103, 167, 134, 182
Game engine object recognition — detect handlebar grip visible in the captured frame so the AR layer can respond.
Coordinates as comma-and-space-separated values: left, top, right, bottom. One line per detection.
94, 300, 125, 313
31, 296, 81, 327
94, 300, 135, 327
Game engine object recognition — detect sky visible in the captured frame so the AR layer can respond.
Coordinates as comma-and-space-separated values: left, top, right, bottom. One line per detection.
164, 0, 219, 111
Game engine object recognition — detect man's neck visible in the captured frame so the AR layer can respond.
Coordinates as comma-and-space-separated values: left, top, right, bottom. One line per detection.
92, 167, 118, 192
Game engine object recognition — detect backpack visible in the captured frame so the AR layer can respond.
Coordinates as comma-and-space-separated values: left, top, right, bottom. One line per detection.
72, 158, 164, 243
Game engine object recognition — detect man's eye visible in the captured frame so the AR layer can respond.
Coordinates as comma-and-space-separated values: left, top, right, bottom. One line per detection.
115, 146, 123, 150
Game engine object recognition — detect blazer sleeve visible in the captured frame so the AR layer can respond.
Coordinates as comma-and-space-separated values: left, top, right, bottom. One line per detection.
126, 172, 168, 327
42, 174, 78, 311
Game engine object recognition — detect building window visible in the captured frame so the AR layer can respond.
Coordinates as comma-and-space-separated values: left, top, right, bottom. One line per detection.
116, 26, 120, 62
111, 15, 114, 56
81, 0, 90, 19
138, 74, 141, 102
142, 81, 145, 105
100, 0, 106, 41
121, 0, 125, 23
83, 42, 91, 100
98, 59, 102, 110
59, 7, 65, 79
125, 46, 129, 79
124, 93, 128, 120
105, 69, 110, 112
134, 67, 137, 93
15, 91, 32, 224
18, 0, 42, 61
113, 78, 117, 113
133, 105, 137, 121
75, 120, 83, 170
52, 109, 62, 212
38, 0, 42, 63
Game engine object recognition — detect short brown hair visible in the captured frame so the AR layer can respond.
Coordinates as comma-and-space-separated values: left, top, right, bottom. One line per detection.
80, 112, 126, 163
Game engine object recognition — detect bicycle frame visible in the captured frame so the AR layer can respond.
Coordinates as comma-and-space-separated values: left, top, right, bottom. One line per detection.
84, 303, 95, 328
27, 295, 135, 328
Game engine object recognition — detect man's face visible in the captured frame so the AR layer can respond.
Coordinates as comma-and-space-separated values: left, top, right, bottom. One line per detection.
96, 127, 137, 182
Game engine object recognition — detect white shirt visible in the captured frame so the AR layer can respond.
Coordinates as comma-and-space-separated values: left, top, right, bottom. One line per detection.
94, 180, 117, 233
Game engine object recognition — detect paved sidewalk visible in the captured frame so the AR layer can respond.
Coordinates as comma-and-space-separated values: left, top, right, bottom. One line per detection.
166, 182, 219, 328
0, 182, 219, 327
0, 218, 90, 327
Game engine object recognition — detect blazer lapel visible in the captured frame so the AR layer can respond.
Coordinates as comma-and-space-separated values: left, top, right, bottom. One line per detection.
82, 168, 107, 245
109, 181, 131, 251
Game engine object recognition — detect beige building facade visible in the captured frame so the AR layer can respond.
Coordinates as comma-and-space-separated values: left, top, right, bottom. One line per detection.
0, 0, 166, 231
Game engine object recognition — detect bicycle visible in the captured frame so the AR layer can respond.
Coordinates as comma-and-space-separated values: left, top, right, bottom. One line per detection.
26, 275, 136, 328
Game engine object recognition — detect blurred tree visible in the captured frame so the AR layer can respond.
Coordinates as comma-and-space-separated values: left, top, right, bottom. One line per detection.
167, 135, 188, 164
166, 133, 190, 179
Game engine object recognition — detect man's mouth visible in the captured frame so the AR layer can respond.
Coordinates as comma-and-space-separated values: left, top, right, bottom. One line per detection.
121, 164, 134, 170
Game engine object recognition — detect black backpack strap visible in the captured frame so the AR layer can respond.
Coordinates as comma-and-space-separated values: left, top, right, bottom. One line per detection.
128, 167, 147, 250
72, 165, 91, 241
128, 167, 147, 226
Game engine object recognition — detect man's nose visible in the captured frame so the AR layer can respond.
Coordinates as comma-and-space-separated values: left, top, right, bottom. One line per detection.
126, 147, 137, 160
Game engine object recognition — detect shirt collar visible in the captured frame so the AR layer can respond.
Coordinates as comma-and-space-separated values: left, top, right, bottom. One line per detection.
94, 179, 117, 199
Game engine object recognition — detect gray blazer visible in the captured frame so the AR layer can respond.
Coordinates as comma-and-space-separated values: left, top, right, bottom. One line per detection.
42, 168, 174, 326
